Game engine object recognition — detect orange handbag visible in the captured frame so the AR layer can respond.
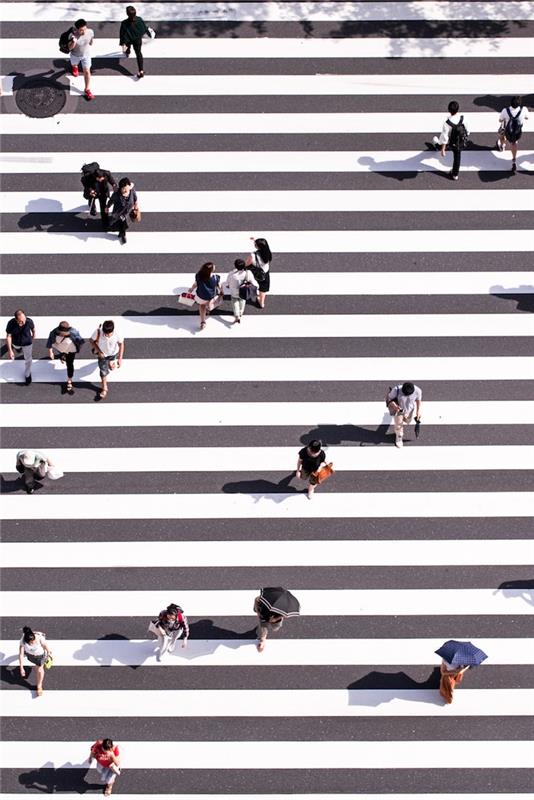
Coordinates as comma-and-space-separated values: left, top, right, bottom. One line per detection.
313, 463, 334, 485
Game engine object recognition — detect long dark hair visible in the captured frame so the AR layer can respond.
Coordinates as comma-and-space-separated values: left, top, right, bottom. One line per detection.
254, 238, 272, 264
22, 626, 35, 644
197, 262, 214, 282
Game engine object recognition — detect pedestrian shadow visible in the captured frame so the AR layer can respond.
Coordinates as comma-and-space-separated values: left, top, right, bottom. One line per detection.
358, 152, 443, 181
347, 668, 441, 706
123, 306, 233, 333
300, 421, 392, 447
0, 664, 34, 691
473, 93, 534, 112
0, 475, 45, 494
52, 56, 133, 78
489, 286, 534, 313
495, 579, 534, 607
17, 202, 105, 234
222, 473, 302, 503
73, 634, 149, 670
18, 764, 100, 794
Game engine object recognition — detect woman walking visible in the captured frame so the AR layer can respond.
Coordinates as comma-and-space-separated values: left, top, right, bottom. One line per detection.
226, 259, 259, 324
189, 262, 223, 330
18, 626, 52, 696
47, 321, 84, 395
296, 439, 327, 499
106, 177, 139, 245
439, 660, 470, 704
89, 738, 121, 796
247, 236, 272, 309
119, 5, 150, 79
149, 603, 189, 661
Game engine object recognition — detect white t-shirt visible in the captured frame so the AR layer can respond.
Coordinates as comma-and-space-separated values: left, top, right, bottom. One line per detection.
437, 113, 469, 145
70, 28, 94, 57
388, 384, 422, 415
92, 328, 123, 357
226, 269, 258, 298
20, 633, 46, 656
499, 106, 528, 127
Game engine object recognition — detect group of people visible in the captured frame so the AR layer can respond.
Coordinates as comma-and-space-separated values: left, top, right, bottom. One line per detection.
433, 96, 528, 179
81, 165, 140, 244
61, 6, 153, 100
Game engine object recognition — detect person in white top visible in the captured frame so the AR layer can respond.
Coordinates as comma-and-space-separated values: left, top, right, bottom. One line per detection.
226, 259, 259, 323
246, 237, 272, 309
386, 381, 422, 448
497, 96, 529, 173
68, 18, 95, 100
432, 100, 468, 181
19, 626, 51, 696
89, 320, 125, 400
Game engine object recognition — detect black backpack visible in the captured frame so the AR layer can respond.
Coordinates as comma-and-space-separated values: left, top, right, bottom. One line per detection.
446, 115, 469, 149
505, 107, 523, 143
58, 27, 74, 54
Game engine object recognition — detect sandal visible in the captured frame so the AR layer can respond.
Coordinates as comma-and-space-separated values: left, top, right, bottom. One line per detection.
99, 389, 108, 400
36, 687, 44, 696
200, 322, 206, 330
66, 382, 74, 395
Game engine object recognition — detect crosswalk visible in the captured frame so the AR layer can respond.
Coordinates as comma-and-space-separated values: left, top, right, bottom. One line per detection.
0, 0, 533, 797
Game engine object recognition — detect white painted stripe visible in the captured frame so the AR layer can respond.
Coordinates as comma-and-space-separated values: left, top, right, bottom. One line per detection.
2, 230, 533, 255
0, 740, 532, 769
5, 189, 534, 214
2, 356, 533, 384
2, 401, 534, 429
2, 271, 533, 297
3, 315, 532, 341
2, 539, 532, 569
2, 445, 534, 476
3, 588, 532, 617
3, 638, 531, 667
3, 688, 534, 718
2, 493, 534, 522
6, 37, 534, 59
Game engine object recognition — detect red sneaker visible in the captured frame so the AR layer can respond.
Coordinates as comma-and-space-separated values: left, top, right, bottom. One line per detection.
85, 89, 94, 101
71, 64, 79, 77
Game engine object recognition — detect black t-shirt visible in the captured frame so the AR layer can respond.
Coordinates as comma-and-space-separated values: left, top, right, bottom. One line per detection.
6, 317, 34, 347
298, 446, 325, 474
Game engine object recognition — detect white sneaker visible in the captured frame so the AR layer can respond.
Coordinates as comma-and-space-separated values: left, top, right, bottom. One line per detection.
395, 436, 403, 448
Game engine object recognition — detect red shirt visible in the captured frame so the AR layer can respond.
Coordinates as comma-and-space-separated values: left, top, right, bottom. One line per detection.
91, 741, 119, 767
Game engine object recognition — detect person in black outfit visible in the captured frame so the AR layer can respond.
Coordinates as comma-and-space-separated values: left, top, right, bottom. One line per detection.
119, 5, 150, 79
82, 168, 117, 228
296, 439, 326, 499
106, 177, 139, 244
5, 309, 35, 385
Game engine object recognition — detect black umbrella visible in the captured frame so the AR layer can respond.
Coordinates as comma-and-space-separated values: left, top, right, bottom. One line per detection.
259, 587, 300, 618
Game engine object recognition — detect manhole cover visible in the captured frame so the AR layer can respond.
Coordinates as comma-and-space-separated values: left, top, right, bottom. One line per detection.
15, 78, 67, 118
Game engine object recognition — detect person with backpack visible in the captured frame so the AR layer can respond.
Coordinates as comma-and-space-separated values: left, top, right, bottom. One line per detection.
89, 739, 121, 796
119, 5, 151, 79
89, 320, 125, 401
148, 603, 189, 661
246, 236, 272, 309
65, 19, 95, 101
81, 164, 117, 228
386, 382, 422, 448
432, 100, 469, 181
47, 320, 84, 395
18, 626, 52, 696
189, 262, 224, 330
497, 96, 529, 174
226, 258, 259, 324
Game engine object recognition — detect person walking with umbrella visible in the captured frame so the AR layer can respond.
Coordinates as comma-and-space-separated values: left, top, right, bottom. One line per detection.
435, 640, 488, 704
254, 587, 300, 653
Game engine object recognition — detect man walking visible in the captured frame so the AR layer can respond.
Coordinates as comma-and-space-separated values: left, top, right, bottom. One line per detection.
5, 309, 35, 385
106, 178, 139, 244
433, 100, 468, 181
386, 381, 422, 448
497, 96, 529, 174
68, 18, 95, 101
90, 320, 125, 400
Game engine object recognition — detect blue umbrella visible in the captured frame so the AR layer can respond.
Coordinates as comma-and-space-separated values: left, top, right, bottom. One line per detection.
435, 640, 488, 667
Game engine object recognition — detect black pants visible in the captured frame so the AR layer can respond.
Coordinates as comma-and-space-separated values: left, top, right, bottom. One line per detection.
88, 193, 110, 229
451, 146, 461, 177
64, 352, 75, 379
126, 39, 144, 72
16, 462, 47, 488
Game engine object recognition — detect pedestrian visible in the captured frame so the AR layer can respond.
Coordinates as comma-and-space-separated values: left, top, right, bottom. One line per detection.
18, 626, 52, 696
432, 100, 469, 181
67, 18, 95, 101
119, 5, 150, 79
15, 449, 55, 494
5, 308, 35, 385
226, 258, 259, 324
247, 237, 272, 309
386, 381, 422, 448
497, 96, 529, 174
90, 320, 125, 401
81, 165, 117, 228
296, 439, 327, 499
47, 320, 84, 395
253, 595, 284, 653
439, 660, 470, 704
106, 177, 140, 245
148, 603, 189, 661
89, 739, 121, 796
189, 261, 223, 330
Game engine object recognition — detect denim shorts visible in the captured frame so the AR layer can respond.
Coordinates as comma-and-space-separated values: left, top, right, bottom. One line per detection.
98, 354, 118, 377
70, 54, 92, 70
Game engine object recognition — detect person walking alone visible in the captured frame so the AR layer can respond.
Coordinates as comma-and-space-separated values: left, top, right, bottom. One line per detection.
47, 321, 84, 395
149, 603, 189, 661
439, 660, 470, 704
386, 381, 422, 448
226, 259, 259, 324
68, 18, 95, 101
90, 320, 125, 401
189, 262, 223, 330
120, 5, 150, 79
296, 439, 327, 499
16, 450, 55, 494
497, 96, 529, 174
432, 100, 469, 181
247, 237, 272, 309
253, 595, 284, 653
5, 309, 35, 385
19, 626, 52, 696
89, 739, 121, 796
106, 177, 140, 244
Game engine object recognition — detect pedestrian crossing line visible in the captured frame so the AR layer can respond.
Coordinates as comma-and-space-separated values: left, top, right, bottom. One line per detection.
2, 538, 531, 568
3, 445, 534, 475
6, 189, 534, 214
4, 315, 533, 341
3, 638, 531, 666
2, 356, 533, 384
2, 401, 533, 428
3, 688, 534, 718
1, 796, 531, 800
2, 230, 533, 254
1, 739, 532, 769
3, 272, 532, 296
7, 37, 534, 59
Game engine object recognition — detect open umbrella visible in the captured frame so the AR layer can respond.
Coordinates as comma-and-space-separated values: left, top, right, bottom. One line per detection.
258, 587, 300, 618
435, 640, 488, 667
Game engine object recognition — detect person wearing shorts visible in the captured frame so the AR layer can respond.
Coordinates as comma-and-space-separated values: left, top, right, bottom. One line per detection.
18, 626, 52, 696
296, 439, 326, 499
68, 18, 95, 100
90, 320, 125, 401
386, 381, 422, 448
497, 96, 529, 174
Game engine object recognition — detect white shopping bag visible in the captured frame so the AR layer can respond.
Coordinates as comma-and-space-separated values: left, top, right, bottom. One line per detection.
47, 466, 64, 480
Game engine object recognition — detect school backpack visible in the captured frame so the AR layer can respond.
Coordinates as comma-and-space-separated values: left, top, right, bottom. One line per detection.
505, 107, 523, 143
446, 115, 469, 149
58, 27, 74, 54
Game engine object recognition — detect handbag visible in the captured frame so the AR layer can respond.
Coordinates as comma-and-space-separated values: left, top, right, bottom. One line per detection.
148, 620, 162, 637
44, 653, 54, 670
239, 281, 257, 301
178, 292, 196, 307
313, 463, 334, 485
47, 466, 64, 480
146, 26, 156, 39
129, 208, 141, 223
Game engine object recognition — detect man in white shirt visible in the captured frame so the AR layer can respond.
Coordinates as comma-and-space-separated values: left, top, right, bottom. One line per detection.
432, 100, 468, 181
497, 96, 529, 174
386, 382, 422, 448
68, 18, 95, 101
90, 320, 125, 400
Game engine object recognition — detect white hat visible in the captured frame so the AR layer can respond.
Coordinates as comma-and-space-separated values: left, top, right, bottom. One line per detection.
19, 450, 35, 468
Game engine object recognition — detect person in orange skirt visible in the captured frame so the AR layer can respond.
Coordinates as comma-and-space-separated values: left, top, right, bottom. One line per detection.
439, 660, 470, 704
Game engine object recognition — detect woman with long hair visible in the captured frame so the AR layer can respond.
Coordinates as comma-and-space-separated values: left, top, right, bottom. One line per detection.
189, 261, 223, 330
247, 236, 272, 309
18, 626, 51, 696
